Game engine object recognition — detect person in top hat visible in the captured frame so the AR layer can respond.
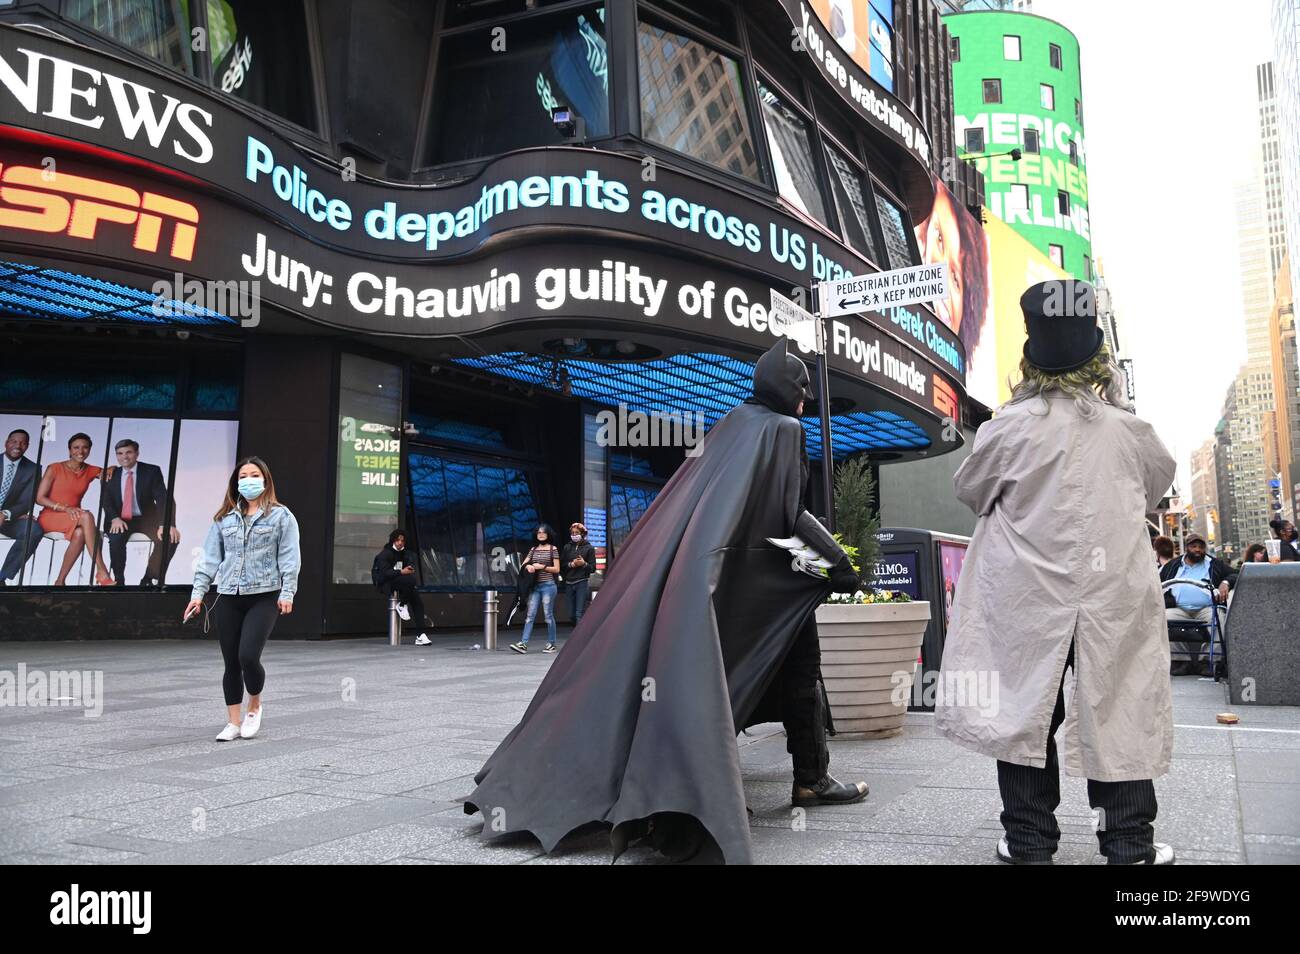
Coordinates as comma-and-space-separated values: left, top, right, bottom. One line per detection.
937, 279, 1180, 865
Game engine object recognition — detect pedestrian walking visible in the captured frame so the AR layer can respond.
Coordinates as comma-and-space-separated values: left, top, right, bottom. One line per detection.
510, 524, 560, 654
185, 456, 300, 742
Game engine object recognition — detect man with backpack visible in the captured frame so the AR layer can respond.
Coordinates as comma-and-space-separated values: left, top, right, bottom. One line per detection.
372, 529, 432, 645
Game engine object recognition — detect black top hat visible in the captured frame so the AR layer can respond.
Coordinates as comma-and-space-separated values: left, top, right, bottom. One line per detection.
1020, 280, 1105, 374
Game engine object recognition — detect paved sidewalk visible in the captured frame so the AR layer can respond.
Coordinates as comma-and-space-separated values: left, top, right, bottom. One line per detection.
2, 634, 1298, 864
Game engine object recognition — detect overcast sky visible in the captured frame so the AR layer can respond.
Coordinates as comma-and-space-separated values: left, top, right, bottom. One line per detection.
1028, 0, 1276, 490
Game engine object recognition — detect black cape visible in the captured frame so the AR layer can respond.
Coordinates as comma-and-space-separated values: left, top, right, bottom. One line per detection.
465, 349, 831, 864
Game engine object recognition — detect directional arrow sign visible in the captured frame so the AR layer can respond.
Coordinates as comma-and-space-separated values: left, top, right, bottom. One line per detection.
820, 262, 949, 319
769, 288, 822, 354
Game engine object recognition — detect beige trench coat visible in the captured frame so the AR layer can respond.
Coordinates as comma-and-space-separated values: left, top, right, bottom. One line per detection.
935, 393, 1178, 781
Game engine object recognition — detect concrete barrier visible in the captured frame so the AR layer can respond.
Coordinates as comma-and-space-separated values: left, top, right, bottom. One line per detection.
1225, 562, 1300, 706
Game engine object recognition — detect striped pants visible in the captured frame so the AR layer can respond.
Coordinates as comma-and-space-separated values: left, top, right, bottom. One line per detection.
996, 642, 1158, 864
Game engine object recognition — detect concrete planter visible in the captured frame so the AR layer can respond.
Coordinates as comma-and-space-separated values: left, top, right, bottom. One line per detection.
816, 601, 932, 740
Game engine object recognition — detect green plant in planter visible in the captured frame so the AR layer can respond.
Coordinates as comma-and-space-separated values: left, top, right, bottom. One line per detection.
833, 456, 881, 581
817, 459, 905, 604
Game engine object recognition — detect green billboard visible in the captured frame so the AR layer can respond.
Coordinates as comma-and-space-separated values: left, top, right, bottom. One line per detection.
944, 11, 1093, 281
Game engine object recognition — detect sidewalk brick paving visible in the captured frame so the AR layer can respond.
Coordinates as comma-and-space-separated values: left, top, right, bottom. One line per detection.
2, 635, 1298, 865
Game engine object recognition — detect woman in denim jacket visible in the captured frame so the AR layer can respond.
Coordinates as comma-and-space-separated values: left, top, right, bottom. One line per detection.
184, 456, 300, 742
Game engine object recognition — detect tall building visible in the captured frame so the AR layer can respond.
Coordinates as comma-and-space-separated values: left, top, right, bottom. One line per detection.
1190, 440, 1219, 544
1274, 0, 1300, 308
944, 10, 1091, 280
1269, 256, 1299, 522
1214, 411, 1238, 554
1223, 367, 1277, 551
1257, 63, 1289, 285
1236, 175, 1275, 368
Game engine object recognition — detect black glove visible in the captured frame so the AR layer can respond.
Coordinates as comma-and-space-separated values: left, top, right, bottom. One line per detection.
829, 554, 861, 594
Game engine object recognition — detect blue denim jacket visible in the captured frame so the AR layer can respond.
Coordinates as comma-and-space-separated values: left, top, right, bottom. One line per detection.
191, 505, 300, 602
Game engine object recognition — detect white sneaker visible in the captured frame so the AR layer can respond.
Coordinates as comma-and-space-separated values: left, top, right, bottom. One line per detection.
215, 722, 241, 742
240, 708, 263, 739
395, 602, 411, 621
1131, 843, 1176, 865
414, 633, 431, 645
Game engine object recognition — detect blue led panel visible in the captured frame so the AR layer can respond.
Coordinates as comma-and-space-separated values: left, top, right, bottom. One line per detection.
455, 352, 931, 457
0, 261, 238, 326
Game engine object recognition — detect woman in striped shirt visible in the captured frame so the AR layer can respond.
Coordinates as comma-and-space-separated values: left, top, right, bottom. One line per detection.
510, 524, 561, 654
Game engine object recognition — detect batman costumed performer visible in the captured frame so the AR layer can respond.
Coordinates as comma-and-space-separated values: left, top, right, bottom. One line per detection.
464, 339, 868, 863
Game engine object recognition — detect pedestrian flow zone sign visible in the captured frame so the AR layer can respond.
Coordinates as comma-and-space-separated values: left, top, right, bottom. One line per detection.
819, 262, 949, 319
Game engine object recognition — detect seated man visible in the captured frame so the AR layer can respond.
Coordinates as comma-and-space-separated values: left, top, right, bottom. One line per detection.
1159, 532, 1231, 675
372, 529, 432, 645
0, 429, 40, 584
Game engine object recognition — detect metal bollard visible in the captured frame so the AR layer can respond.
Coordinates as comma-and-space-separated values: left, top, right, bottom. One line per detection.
484, 589, 498, 651
388, 594, 401, 647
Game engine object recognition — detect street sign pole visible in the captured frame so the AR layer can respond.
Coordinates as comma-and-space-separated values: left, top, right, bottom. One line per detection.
811, 283, 835, 533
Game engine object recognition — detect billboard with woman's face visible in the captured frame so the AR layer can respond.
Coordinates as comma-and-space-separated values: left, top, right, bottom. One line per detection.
914, 174, 994, 407
914, 174, 1070, 409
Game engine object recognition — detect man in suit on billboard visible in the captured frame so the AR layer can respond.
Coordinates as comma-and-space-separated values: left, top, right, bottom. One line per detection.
0, 428, 41, 584
102, 438, 179, 587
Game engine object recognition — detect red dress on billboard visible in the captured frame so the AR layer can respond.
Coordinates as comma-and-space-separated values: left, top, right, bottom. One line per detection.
38, 462, 103, 538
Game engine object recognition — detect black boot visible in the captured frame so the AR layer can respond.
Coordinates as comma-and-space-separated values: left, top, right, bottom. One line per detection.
791, 774, 869, 807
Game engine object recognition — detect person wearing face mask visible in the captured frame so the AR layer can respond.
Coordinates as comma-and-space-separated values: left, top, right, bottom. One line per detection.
510, 524, 561, 654
372, 529, 432, 645
185, 456, 300, 742
560, 522, 596, 630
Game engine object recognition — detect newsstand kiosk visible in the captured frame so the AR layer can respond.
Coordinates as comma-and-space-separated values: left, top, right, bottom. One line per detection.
873, 528, 971, 711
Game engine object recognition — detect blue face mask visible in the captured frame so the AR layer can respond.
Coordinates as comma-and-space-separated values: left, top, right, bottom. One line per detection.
237, 476, 265, 500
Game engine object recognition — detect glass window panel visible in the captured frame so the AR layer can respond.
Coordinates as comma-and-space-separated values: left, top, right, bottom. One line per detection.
874, 189, 917, 270
409, 453, 454, 585
204, 0, 318, 130
185, 364, 240, 412
637, 19, 760, 181
758, 80, 828, 225
332, 354, 403, 584
609, 482, 658, 557
64, 0, 193, 72
823, 143, 881, 263
0, 365, 175, 410
431, 5, 609, 164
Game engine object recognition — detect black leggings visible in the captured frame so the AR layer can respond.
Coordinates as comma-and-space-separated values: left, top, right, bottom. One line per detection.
215, 592, 279, 706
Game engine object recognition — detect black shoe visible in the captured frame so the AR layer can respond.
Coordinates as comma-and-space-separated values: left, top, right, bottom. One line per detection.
791, 774, 869, 807
996, 836, 1053, 865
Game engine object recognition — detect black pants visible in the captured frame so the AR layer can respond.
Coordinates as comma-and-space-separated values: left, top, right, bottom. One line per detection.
780, 616, 831, 785
567, 578, 590, 627
385, 578, 426, 632
0, 515, 40, 581
215, 592, 279, 706
106, 517, 175, 585
997, 642, 1158, 864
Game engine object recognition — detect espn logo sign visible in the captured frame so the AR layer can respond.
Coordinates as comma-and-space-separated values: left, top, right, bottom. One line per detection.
932, 376, 958, 420
0, 162, 198, 260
